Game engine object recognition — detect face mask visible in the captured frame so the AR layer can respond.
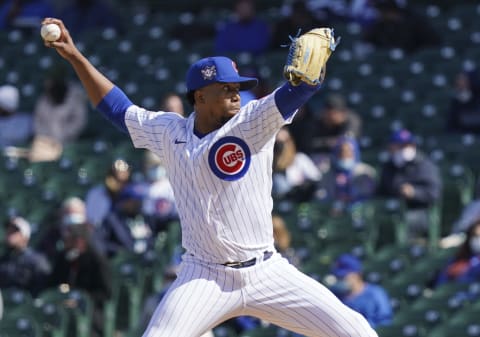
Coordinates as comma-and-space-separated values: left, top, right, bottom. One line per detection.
456, 90, 472, 103
147, 166, 166, 181
62, 213, 86, 226
392, 147, 416, 167
331, 280, 352, 297
65, 248, 80, 261
470, 236, 480, 255
402, 147, 416, 162
337, 158, 355, 171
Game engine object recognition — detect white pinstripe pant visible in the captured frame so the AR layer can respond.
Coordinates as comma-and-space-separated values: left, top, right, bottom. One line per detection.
142, 253, 378, 337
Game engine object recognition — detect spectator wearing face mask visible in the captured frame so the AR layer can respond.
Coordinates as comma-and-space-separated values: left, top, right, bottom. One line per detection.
436, 221, 480, 285
330, 254, 393, 328
37, 196, 98, 261
141, 151, 178, 233
49, 221, 111, 337
30, 67, 87, 161
377, 129, 442, 240
317, 136, 377, 215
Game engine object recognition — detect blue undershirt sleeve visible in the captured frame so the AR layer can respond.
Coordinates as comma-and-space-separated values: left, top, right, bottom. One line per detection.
96, 86, 133, 133
274, 82, 320, 119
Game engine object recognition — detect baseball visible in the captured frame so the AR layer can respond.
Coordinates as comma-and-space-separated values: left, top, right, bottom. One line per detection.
40, 23, 61, 42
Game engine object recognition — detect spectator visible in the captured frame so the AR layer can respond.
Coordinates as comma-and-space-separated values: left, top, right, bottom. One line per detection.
0, 84, 32, 148
49, 222, 111, 337
317, 136, 377, 214
0, 0, 54, 31
446, 70, 480, 134
85, 158, 131, 227
97, 182, 155, 257
304, 93, 362, 162
363, 0, 441, 53
30, 67, 87, 162
37, 196, 94, 260
377, 129, 442, 240
58, 0, 121, 37
451, 200, 480, 235
141, 150, 178, 233
272, 127, 321, 203
0, 217, 51, 296
215, 0, 270, 55
161, 93, 185, 116
271, 0, 322, 50
436, 221, 480, 285
289, 0, 377, 24
330, 253, 393, 328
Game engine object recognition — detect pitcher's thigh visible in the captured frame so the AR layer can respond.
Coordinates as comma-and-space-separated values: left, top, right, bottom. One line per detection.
245, 259, 378, 337
142, 268, 242, 337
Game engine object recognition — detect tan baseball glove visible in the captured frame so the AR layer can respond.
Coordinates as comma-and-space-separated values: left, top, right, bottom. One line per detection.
283, 28, 340, 86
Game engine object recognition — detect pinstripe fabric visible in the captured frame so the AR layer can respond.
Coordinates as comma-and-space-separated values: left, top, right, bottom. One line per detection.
125, 93, 290, 263
243, 255, 377, 337
125, 91, 378, 337
143, 254, 378, 337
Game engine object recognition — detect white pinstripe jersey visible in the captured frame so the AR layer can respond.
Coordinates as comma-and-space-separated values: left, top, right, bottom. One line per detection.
125, 92, 295, 263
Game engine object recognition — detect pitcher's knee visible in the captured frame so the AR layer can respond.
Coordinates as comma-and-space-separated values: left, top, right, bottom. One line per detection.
341, 310, 378, 337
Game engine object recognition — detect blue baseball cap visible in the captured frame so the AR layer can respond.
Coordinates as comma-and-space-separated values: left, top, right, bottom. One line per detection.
389, 129, 416, 145
331, 254, 362, 278
186, 56, 258, 92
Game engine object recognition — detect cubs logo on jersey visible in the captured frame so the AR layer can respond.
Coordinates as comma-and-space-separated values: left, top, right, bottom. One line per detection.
208, 136, 251, 181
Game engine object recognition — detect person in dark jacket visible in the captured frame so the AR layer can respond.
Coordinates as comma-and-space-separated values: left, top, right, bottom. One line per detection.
377, 129, 442, 239
303, 93, 362, 161
49, 222, 111, 337
446, 70, 480, 133
0, 217, 51, 296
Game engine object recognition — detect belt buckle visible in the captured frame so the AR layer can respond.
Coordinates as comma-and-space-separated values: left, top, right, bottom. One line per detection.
224, 257, 256, 268
223, 251, 273, 269
224, 261, 243, 268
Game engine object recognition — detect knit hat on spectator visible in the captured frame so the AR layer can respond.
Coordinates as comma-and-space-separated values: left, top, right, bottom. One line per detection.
389, 129, 416, 145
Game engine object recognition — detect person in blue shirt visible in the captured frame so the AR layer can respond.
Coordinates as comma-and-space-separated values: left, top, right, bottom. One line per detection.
330, 254, 393, 328
215, 0, 270, 55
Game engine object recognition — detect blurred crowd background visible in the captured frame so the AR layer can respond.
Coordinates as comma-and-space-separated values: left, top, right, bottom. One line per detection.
1, 0, 480, 336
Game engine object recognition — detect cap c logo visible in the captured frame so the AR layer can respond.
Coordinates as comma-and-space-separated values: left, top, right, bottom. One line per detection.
209, 136, 251, 181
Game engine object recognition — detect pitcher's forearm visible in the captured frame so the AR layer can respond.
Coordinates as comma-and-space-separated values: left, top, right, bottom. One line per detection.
68, 52, 114, 106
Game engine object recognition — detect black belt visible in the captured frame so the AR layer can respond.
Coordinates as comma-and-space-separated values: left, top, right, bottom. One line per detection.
223, 251, 273, 269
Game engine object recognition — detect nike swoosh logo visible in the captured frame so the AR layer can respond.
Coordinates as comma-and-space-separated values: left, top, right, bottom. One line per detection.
174, 139, 187, 144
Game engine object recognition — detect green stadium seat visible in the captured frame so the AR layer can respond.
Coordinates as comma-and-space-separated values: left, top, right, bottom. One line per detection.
110, 251, 149, 332
427, 308, 480, 337
37, 287, 94, 337
12, 301, 69, 337
0, 311, 42, 337
375, 322, 425, 337
1, 287, 33, 310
